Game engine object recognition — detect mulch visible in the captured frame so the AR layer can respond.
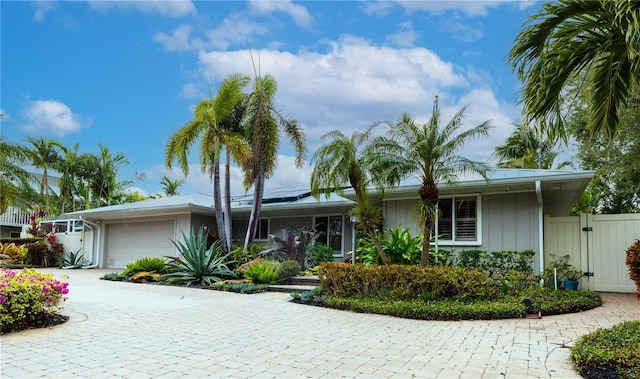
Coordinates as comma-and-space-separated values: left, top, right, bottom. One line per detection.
1, 313, 69, 335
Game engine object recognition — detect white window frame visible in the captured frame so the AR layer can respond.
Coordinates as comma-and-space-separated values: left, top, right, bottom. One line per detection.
436, 195, 482, 246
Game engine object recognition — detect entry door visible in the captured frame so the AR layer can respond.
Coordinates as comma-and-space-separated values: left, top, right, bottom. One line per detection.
315, 215, 343, 256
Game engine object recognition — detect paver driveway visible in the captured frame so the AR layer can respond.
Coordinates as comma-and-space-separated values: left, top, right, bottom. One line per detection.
1, 269, 639, 378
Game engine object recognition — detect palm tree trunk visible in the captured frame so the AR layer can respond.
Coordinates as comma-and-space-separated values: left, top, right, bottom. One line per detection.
244, 161, 265, 249
369, 226, 389, 265
224, 149, 233, 252
420, 224, 431, 266
212, 149, 228, 253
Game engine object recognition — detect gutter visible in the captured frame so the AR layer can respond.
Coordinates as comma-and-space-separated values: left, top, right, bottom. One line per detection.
536, 181, 544, 281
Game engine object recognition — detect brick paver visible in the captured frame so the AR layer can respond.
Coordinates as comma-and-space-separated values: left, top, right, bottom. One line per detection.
1, 269, 639, 378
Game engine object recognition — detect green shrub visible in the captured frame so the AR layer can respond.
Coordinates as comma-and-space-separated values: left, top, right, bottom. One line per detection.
210, 282, 268, 294
121, 257, 168, 277
24, 241, 63, 267
307, 243, 334, 267
277, 260, 301, 282
570, 320, 640, 379
356, 226, 422, 265
161, 228, 236, 287
526, 287, 602, 315
324, 296, 525, 320
231, 243, 265, 268
625, 239, 640, 300
1, 268, 69, 333
320, 262, 499, 301
241, 259, 280, 284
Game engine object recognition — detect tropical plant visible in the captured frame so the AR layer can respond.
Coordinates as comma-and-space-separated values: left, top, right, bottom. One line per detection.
121, 257, 168, 277
310, 125, 390, 264
88, 144, 130, 207
493, 123, 568, 169
0, 137, 34, 214
240, 258, 280, 284
60, 250, 85, 269
166, 74, 251, 253
625, 239, 640, 299
509, 0, 640, 140
260, 226, 322, 269
242, 73, 306, 248
307, 243, 334, 267
24, 136, 65, 214
375, 97, 490, 265
162, 228, 236, 286
160, 176, 184, 197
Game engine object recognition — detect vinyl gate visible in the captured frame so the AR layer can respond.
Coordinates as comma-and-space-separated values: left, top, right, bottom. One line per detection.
544, 213, 639, 293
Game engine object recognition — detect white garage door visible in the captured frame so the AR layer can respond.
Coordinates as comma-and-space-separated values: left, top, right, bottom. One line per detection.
105, 220, 175, 269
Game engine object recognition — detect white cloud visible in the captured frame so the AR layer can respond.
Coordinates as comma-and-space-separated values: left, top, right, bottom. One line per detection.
154, 24, 202, 52
361, 1, 396, 16
88, 0, 196, 18
205, 14, 270, 51
395, 0, 506, 17
21, 99, 89, 137
386, 21, 419, 47
31, 0, 57, 22
438, 13, 484, 42
248, 0, 313, 27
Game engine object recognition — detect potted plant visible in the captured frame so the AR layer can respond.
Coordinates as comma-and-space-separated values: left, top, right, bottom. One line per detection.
541, 254, 571, 289
564, 269, 583, 290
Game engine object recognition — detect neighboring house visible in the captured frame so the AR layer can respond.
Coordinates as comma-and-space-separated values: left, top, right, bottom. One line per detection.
56, 168, 593, 270
0, 206, 31, 238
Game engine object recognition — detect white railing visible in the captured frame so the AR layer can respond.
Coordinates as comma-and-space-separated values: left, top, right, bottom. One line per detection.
0, 206, 30, 227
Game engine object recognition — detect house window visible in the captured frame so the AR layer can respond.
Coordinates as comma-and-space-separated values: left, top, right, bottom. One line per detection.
315, 215, 343, 256
256, 218, 269, 240
437, 196, 480, 244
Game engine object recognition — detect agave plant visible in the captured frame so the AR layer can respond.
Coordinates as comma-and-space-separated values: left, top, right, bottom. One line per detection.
162, 228, 236, 286
61, 249, 85, 269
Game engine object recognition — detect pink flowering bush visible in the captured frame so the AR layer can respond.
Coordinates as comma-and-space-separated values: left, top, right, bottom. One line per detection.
0, 268, 69, 332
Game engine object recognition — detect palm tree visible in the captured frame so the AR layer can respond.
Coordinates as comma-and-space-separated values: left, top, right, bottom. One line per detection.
493, 123, 565, 169
0, 137, 34, 214
56, 143, 82, 213
242, 74, 306, 248
509, 0, 640, 139
311, 125, 390, 264
89, 144, 129, 207
160, 175, 184, 196
166, 73, 251, 253
376, 97, 491, 266
24, 136, 65, 214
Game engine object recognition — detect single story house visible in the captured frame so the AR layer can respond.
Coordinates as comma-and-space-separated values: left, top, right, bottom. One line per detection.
56, 168, 593, 271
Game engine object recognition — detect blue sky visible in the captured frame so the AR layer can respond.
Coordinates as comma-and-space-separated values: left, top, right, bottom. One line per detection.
1, 0, 547, 197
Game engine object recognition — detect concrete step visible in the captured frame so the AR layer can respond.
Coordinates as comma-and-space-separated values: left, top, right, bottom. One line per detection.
267, 284, 317, 293
288, 275, 320, 286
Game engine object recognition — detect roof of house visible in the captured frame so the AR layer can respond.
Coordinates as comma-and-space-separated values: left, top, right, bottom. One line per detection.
60, 168, 594, 220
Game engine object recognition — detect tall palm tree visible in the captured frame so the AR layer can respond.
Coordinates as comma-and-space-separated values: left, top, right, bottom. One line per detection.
160, 175, 184, 196
166, 73, 251, 253
90, 144, 129, 207
311, 125, 390, 264
376, 97, 491, 266
509, 0, 640, 140
56, 143, 82, 213
24, 136, 65, 213
242, 74, 306, 248
0, 137, 34, 214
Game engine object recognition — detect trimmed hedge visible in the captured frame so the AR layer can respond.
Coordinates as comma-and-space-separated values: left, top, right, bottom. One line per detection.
570, 320, 640, 379
320, 262, 499, 300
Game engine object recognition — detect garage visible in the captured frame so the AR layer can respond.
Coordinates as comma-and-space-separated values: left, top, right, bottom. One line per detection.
105, 219, 176, 269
